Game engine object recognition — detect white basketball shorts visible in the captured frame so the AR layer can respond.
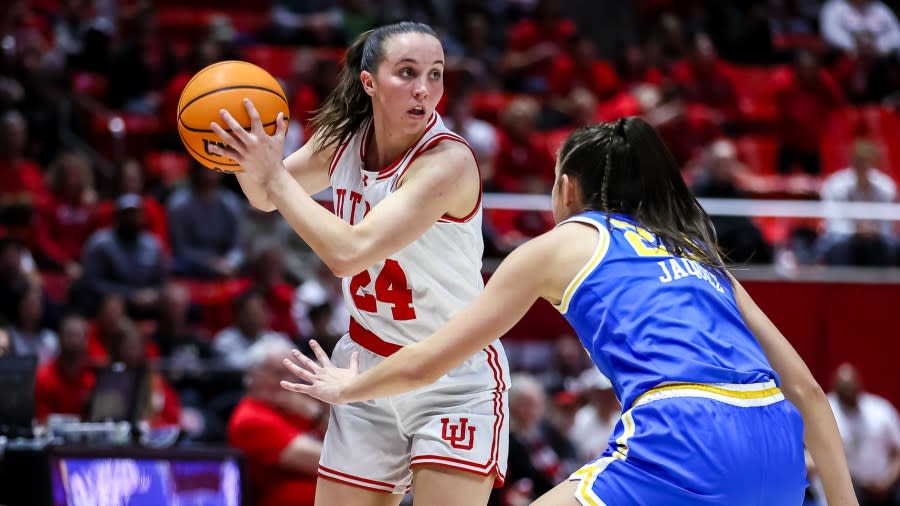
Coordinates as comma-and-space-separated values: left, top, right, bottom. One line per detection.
317, 332, 510, 494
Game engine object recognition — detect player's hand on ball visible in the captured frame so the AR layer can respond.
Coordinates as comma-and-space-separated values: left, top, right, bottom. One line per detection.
208, 98, 287, 182
281, 340, 360, 405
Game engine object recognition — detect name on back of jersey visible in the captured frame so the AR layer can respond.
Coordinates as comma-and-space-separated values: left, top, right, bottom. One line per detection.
656, 257, 725, 293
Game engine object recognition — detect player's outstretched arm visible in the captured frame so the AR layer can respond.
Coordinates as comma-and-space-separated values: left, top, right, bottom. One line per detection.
281, 231, 559, 404
730, 274, 859, 506
209, 100, 333, 212
210, 99, 479, 277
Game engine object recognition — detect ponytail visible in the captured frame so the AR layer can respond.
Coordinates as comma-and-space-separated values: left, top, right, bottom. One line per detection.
309, 22, 438, 154
309, 31, 374, 153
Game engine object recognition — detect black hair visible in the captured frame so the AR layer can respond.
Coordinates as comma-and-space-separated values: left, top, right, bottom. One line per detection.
557, 117, 726, 272
309, 21, 439, 153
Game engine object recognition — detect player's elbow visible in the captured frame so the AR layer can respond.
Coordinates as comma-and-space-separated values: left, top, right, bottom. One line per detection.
324, 255, 359, 278
784, 376, 827, 408
248, 198, 277, 213
326, 242, 371, 278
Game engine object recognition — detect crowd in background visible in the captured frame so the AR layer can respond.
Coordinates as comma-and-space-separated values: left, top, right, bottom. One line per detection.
2, 1, 900, 505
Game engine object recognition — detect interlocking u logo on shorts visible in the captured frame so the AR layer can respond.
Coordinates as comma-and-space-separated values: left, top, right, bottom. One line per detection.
440, 417, 476, 450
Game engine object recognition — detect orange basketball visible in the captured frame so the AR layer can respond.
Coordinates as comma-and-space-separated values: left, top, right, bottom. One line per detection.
177, 60, 290, 172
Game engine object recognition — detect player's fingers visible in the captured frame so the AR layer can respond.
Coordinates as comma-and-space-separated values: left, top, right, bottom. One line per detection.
309, 340, 332, 367
218, 108, 253, 144
282, 358, 316, 382
204, 142, 242, 163
280, 380, 312, 395
349, 351, 359, 374
289, 350, 322, 373
209, 121, 245, 151
243, 98, 264, 134
274, 112, 288, 139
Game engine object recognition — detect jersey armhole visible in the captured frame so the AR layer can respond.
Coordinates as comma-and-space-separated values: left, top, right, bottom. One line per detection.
553, 217, 611, 314
393, 133, 483, 223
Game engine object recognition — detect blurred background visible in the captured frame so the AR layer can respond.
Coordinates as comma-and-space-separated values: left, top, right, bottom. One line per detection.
1, 0, 899, 505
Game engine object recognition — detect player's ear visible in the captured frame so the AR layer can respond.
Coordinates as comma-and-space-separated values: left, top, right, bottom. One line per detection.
561, 173, 580, 208
360, 70, 375, 97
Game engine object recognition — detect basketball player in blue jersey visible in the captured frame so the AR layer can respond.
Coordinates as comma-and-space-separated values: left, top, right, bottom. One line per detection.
282, 117, 858, 505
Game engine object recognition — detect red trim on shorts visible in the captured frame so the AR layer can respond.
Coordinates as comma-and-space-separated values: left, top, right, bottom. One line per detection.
317, 465, 400, 493
349, 318, 403, 357
486, 345, 507, 476
328, 139, 351, 178
409, 459, 506, 488
372, 113, 438, 180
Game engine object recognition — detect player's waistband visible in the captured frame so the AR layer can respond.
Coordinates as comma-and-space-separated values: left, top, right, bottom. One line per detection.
349, 318, 404, 357
631, 380, 784, 409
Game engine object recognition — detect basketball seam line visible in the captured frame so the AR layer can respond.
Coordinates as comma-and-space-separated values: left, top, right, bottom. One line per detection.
178, 117, 282, 133
178, 84, 288, 117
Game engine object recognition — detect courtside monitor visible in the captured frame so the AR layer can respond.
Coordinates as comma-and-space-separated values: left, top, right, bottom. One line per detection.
48, 446, 245, 506
84, 363, 148, 424
0, 355, 37, 438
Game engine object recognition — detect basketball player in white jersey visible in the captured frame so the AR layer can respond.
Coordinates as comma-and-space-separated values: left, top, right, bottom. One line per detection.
207, 22, 510, 506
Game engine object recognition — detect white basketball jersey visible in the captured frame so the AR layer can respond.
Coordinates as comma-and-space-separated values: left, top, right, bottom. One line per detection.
328, 112, 484, 346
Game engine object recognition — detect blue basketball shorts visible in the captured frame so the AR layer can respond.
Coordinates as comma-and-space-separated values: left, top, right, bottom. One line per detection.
569, 381, 808, 506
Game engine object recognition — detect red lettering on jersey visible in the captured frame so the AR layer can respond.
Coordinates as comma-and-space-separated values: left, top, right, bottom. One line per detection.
335, 189, 347, 218
364, 201, 371, 217
440, 418, 476, 450
362, 174, 369, 186
348, 191, 363, 225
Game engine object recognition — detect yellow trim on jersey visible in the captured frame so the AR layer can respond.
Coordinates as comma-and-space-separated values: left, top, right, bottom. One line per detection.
632, 381, 783, 409
554, 218, 611, 315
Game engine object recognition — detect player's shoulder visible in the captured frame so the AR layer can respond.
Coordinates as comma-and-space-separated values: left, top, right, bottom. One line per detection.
404, 134, 478, 184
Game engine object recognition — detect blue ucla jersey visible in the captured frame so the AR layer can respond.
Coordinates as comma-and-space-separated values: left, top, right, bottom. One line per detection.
556, 211, 777, 409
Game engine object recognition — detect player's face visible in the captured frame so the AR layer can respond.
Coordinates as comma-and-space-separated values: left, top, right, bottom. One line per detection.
368, 33, 444, 135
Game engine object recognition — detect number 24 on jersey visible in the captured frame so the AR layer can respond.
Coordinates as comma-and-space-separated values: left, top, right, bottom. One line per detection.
349, 259, 416, 320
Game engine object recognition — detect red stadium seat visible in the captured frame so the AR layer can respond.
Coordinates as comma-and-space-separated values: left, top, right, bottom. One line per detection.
242, 45, 299, 80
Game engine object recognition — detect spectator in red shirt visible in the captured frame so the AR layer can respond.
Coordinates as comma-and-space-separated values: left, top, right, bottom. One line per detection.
500, 0, 577, 93
670, 33, 739, 124
549, 37, 622, 103
290, 52, 341, 134
245, 245, 300, 339
493, 97, 556, 193
0, 110, 48, 207
228, 337, 324, 506
773, 50, 848, 174
34, 313, 95, 421
85, 293, 159, 365
34, 150, 98, 276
